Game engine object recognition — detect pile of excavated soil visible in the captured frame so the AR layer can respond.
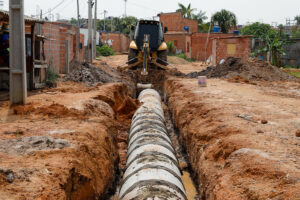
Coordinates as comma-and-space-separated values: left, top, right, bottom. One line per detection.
187, 57, 294, 81
0, 82, 138, 199
65, 60, 137, 97
64, 60, 116, 85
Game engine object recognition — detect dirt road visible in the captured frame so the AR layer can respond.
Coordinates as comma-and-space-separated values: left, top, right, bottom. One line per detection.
0, 55, 299, 199
165, 77, 300, 199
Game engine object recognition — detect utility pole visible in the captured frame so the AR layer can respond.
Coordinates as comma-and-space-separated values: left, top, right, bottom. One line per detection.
87, 0, 93, 63
103, 10, 107, 32
76, 0, 81, 61
93, 0, 97, 59
124, 0, 127, 17
9, 0, 27, 105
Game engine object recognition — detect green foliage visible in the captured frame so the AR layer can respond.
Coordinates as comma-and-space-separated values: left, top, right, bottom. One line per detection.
251, 33, 293, 66
47, 67, 58, 82
69, 17, 86, 26
192, 10, 208, 24
291, 27, 300, 38
241, 22, 277, 39
290, 71, 300, 78
295, 15, 300, 25
46, 66, 59, 87
176, 3, 196, 19
96, 45, 115, 57
97, 16, 138, 34
192, 10, 208, 32
198, 23, 210, 32
212, 9, 237, 33
176, 54, 195, 62
167, 41, 175, 55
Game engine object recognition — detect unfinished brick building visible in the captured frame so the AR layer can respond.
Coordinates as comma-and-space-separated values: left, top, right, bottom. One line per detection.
159, 12, 252, 63
43, 22, 84, 74
100, 32, 130, 53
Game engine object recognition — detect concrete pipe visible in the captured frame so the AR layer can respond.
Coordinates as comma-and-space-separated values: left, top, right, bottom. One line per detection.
119, 89, 187, 200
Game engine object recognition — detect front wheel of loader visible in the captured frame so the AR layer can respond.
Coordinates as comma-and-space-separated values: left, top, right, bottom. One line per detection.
157, 50, 168, 66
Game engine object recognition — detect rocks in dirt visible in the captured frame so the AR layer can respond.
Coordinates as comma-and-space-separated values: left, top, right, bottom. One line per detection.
0, 136, 70, 155
296, 130, 300, 137
0, 168, 15, 183
261, 119, 268, 124
183, 57, 295, 82
64, 61, 116, 85
238, 114, 253, 122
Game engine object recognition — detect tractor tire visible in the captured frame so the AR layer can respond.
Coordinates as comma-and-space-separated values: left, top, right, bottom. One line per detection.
157, 50, 168, 66
128, 48, 138, 63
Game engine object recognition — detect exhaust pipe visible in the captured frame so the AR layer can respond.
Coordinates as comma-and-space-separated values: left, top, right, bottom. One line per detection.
119, 89, 187, 200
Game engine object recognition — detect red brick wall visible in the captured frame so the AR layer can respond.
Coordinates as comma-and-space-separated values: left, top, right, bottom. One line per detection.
183, 19, 198, 33
164, 34, 186, 53
100, 33, 129, 53
159, 12, 198, 33
43, 22, 80, 74
159, 12, 183, 32
191, 33, 234, 61
212, 37, 251, 65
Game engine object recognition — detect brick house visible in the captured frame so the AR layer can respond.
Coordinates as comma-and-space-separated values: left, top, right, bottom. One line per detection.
43, 22, 84, 74
100, 32, 130, 53
158, 12, 252, 63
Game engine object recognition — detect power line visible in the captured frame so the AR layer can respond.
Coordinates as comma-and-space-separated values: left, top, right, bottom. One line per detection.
32, 0, 66, 18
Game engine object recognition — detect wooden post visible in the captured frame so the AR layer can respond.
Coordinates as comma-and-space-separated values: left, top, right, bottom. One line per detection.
9, 0, 27, 105
65, 40, 69, 73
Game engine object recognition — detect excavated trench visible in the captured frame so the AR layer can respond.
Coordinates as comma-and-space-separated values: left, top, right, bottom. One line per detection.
106, 68, 199, 200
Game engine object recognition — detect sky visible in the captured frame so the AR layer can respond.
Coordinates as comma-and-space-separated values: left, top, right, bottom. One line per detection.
1, 0, 299, 25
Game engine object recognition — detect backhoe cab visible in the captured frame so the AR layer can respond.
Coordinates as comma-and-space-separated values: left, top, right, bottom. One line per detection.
128, 20, 168, 75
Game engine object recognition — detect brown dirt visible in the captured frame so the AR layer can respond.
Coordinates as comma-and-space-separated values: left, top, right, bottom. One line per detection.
165, 77, 300, 200
188, 57, 297, 82
0, 79, 138, 199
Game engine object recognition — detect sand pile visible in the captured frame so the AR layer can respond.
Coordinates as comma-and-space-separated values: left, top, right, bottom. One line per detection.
187, 57, 294, 81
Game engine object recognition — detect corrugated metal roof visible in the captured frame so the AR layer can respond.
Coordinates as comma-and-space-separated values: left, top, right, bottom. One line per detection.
0, 9, 44, 24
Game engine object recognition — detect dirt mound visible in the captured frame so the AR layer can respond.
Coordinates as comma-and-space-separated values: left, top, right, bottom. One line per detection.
64, 60, 116, 85
187, 57, 294, 81
13, 103, 85, 119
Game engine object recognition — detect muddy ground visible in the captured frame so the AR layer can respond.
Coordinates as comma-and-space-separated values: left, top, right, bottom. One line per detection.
0, 55, 299, 200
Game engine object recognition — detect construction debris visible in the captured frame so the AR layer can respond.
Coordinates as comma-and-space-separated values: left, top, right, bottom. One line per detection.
186, 57, 295, 82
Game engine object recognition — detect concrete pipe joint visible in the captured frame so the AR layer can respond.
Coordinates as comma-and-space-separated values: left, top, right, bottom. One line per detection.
119, 89, 187, 200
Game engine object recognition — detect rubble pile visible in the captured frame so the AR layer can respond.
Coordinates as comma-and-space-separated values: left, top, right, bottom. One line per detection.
187, 57, 294, 81
64, 60, 116, 85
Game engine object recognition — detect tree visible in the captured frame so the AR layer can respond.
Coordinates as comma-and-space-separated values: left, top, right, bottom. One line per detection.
241, 22, 277, 39
212, 9, 237, 33
192, 10, 208, 32
176, 3, 196, 19
97, 16, 138, 34
192, 10, 207, 24
295, 15, 300, 25
252, 32, 292, 66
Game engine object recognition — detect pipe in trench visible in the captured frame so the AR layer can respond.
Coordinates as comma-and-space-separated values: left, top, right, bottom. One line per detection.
119, 89, 187, 200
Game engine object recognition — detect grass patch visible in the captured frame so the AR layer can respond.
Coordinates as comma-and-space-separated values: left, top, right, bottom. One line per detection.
176, 53, 195, 62
289, 71, 300, 78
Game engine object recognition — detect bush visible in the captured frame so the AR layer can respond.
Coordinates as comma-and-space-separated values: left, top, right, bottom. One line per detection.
46, 67, 59, 88
167, 41, 175, 55
96, 45, 115, 57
